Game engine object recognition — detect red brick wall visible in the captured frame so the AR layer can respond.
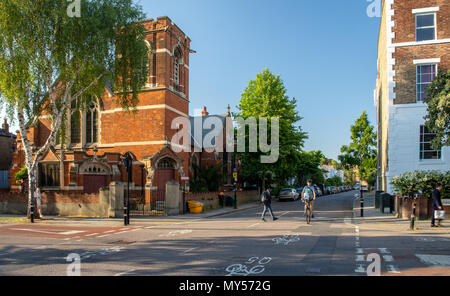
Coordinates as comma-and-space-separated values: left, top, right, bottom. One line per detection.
0, 191, 100, 204
393, 44, 450, 104
392, 0, 450, 43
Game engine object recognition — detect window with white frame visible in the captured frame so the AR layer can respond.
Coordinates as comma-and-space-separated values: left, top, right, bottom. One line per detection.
415, 13, 436, 42
420, 125, 441, 160
416, 64, 437, 102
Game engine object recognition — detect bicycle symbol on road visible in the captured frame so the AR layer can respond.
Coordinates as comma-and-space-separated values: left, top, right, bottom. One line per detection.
272, 235, 300, 245
225, 257, 272, 276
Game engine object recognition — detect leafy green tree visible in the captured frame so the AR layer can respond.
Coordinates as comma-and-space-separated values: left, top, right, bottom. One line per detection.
325, 175, 343, 187
338, 111, 377, 187
190, 164, 222, 193
296, 150, 326, 185
0, 0, 148, 218
235, 68, 307, 191
423, 70, 450, 150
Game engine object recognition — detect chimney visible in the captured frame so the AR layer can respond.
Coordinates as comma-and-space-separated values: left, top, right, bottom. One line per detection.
226, 104, 231, 116
2, 118, 9, 134
202, 106, 209, 116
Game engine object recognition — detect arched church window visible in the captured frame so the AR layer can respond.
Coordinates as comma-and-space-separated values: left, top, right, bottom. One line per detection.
86, 103, 98, 144
70, 100, 81, 144
173, 47, 183, 86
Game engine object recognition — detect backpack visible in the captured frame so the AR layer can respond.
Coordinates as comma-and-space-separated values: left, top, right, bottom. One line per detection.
303, 187, 313, 200
261, 191, 269, 203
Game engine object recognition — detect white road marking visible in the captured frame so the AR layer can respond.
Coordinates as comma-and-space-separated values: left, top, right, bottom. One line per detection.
159, 229, 192, 237
416, 254, 450, 267
386, 265, 401, 273
113, 231, 129, 235
97, 234, 111, 238
85, 233, 99, 237
383, 255, 394, 262
379, 248, 390, 254
356, 248, 364, 254
183, 247, 198, 253
10, 228, 86, 236
114, 269, 136, 277
103, 230, 115, 233
247, 223, 260, 228
356, 255, 365, 262
355, 264, 366, 273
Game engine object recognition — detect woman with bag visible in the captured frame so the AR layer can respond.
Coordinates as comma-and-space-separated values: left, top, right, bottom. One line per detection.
34, 188, 44, 219
431, 184, 444, 228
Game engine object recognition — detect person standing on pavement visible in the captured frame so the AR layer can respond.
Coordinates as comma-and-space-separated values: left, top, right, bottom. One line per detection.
431, 183, 443, 228
301, 179, 316, 218
261, 186, 278, 222
34, 188, 44, 219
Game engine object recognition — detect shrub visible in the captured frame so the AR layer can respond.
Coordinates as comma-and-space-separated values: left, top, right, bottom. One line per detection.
391, 170, 450, 198
14, 167, 28, 182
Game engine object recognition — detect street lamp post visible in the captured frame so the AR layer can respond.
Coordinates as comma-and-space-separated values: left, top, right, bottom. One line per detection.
360, 185, 364, 217
121, 153, 133, 226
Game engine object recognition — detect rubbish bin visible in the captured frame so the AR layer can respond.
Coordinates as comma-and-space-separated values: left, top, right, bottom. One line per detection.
226, 195, 235, 207
375, 191, 384, 209
187, 200, 203, 214
218, 194, 224, 207
380, 193, 393, 214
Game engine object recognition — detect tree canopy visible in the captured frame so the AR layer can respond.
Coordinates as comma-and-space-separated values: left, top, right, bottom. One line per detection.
235, 68, 307, 189
338, 111, 377, 185
423, 70, 450, 149
0, 0, 149, 216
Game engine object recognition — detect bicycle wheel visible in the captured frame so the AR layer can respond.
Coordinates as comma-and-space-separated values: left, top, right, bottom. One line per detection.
306, 206, 311, 224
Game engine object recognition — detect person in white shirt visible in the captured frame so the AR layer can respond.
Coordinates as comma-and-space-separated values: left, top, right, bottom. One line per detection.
34, 188, 43, 219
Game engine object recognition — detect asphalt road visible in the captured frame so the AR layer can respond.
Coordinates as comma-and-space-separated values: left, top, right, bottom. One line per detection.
0, 190, 449, 276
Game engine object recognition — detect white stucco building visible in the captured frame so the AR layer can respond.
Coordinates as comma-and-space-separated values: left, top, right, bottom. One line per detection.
375, 0, 450, 194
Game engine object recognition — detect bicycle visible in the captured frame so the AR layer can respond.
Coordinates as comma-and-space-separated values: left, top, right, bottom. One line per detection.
304, 199, 312, 224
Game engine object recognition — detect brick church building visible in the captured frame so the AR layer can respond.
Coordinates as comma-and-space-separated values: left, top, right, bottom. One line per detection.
9, 17, 235, 211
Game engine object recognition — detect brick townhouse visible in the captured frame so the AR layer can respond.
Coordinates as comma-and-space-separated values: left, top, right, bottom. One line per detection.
9, 17, 234, 209
375, 0, 450, 193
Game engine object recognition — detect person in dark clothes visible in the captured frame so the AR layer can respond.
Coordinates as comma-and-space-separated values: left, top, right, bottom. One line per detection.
261, 186, 278, 222
431, 183, 443, 227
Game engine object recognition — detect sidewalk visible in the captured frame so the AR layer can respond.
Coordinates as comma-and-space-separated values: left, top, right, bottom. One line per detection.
0, 202, 262, 226
353, 191, 449, 234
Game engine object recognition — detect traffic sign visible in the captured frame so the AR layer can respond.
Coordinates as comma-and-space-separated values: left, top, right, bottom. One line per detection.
233, 172, 237, 178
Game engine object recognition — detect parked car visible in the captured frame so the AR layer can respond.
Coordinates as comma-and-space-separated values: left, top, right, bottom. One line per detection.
324, 186, 332, 195
279, 188, 299, 201
361, 185, 368, 192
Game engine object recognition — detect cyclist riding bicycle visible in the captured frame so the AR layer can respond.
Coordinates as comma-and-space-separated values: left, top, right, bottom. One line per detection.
301, 179, 316, 218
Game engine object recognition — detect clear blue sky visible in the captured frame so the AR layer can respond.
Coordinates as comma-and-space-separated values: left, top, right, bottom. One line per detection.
1, 0, 381, 161
139, 0, 381, 160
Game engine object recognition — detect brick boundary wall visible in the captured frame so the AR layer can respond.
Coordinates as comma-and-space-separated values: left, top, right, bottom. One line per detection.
0, 184, 139, 217
185, 190, 260, 211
